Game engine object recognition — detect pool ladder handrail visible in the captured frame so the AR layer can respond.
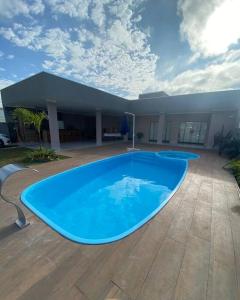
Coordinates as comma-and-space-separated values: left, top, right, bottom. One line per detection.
0, 164, 38, 229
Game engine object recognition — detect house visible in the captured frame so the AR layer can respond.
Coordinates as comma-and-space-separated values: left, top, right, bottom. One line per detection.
1, 72, 239, 150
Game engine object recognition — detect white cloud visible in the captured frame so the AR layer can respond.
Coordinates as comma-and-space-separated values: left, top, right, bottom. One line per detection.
0, 0, 158, 99
187, 53, 200, 65
109, 1, 134, 27
0, 0, 240, 99
178, 0, 240, 57
222, 49, 240, 62
47, 0, 90, 19
90, 1, 107, 29
35, 28, 70, 57
149, 48, 240, 96
0, 0, 44, 19
0, 79, 13, 89
0, 23, 42, 48
30, 0, 45, 15
170, 62, 240, 94
7, 54, 14, 59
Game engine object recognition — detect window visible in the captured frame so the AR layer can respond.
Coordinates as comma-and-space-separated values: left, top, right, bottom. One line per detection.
163, 121, 171, 143
178, 122, 207, 145
149, 121, 158, 143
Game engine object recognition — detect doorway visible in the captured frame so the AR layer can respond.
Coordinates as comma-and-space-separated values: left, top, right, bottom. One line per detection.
149, 121, 158, 143
178, 121, 207, 145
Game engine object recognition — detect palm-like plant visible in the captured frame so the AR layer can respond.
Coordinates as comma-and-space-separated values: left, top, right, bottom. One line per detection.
13, 108, 47, 147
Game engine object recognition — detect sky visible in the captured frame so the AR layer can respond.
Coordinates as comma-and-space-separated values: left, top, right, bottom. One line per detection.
0, 0, 240, 105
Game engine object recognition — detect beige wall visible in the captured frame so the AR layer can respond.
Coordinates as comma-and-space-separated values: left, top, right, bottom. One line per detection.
207, 111, 237, 147
166, 113, 211, 145
135, 115, 159, 143
136, 112, 237, 148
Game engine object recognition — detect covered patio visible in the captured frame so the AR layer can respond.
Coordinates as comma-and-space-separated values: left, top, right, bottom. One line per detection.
1, 72, 130, 150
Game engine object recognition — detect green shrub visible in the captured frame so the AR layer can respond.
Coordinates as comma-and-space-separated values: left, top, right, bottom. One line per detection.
225, 159, 240, 186
24, 147, 59, 163
214, 130, 240, 159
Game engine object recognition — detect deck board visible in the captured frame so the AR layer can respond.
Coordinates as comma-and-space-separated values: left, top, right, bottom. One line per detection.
173, 235, 210, 300
112, 219, 168, 299
138, 237, 185, 300
190, 199, 212, 242
0, 144, 239, 300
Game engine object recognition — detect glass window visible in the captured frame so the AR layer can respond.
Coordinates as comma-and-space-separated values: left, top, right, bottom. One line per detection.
163, 121, 171, 143
149, 121, 158, 142
178, 121, 207, 145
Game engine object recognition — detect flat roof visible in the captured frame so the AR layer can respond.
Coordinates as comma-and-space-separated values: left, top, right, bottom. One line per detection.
130, 89, 240, 114
1, 72, 239, 114
1, 72, 128, 113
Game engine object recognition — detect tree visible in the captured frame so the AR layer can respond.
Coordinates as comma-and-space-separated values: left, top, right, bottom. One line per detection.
13, 108, 47, 147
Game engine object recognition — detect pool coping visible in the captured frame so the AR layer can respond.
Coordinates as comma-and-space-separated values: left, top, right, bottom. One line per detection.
157, 150, 200, 160
21, 151, 188, 245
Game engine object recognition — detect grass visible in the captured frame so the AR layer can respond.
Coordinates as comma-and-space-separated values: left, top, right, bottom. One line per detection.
0, 147, 32, 167
0, 146, 68, 167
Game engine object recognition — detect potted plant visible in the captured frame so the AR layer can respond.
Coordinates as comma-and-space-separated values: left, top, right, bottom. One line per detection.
136, 132, 144, 142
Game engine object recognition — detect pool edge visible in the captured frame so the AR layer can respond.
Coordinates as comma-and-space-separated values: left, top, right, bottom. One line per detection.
21, 151, 188, 245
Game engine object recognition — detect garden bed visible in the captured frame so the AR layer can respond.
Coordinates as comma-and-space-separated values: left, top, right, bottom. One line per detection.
0, 147, 68, 167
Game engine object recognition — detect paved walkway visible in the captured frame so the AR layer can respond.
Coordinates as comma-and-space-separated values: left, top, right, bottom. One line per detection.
0, 144, 239, 300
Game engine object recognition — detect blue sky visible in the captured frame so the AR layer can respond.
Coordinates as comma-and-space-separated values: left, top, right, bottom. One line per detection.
0, 0, 240, 105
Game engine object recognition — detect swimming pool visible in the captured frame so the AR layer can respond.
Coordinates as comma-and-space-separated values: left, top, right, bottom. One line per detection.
158, 150, 199, 160
21, 151, 188, 244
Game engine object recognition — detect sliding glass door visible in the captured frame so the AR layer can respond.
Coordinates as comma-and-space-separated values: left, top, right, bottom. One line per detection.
149, 121, 158, 143
178, 122, 207, 145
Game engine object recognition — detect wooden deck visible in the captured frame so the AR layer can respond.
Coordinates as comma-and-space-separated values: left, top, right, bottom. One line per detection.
0, 144, 240, 300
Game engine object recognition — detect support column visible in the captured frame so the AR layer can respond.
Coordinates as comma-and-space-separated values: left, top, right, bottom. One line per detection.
207, 113, 219, 148
157, 113, 165, 144
207, 112, 224, 148
170, 121, 179, 145
47, 101, 60, 150
96, 110, 102, 146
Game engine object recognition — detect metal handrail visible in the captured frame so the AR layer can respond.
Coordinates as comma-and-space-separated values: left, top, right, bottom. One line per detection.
0, 164, 38, 229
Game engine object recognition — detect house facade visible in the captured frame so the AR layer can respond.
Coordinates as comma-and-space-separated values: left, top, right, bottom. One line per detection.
1, 72, 239, 150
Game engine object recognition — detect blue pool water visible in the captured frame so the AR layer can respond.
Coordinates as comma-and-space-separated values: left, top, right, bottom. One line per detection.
21, 151, 188, 244
158, 150, 199, 160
